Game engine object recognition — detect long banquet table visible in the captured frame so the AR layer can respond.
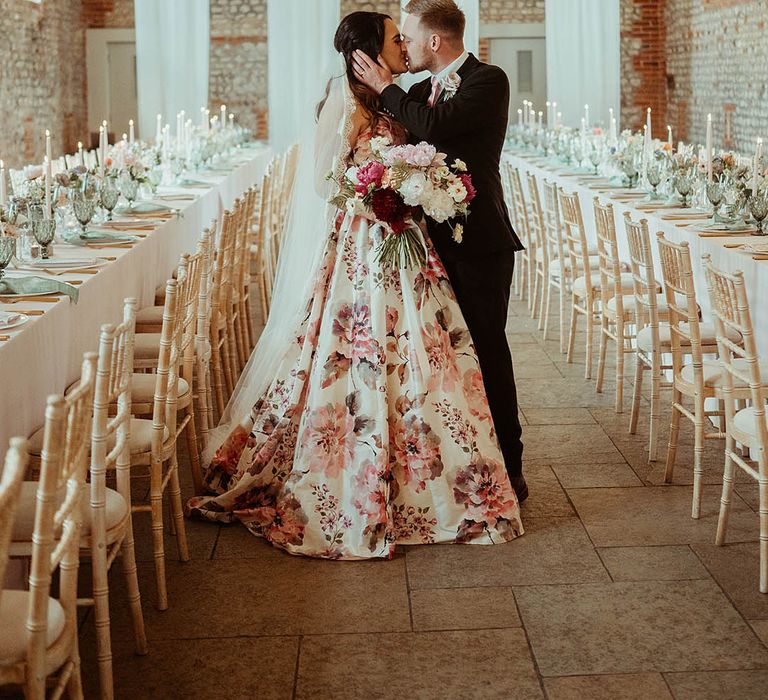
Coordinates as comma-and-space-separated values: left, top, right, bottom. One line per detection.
0, 146, 271, 455
505, 150, 768, 353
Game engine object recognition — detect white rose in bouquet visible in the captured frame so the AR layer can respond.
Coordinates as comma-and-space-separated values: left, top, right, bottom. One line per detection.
399, 171, 431, 206
344, 166, 360, 185
424, 188, 456, 223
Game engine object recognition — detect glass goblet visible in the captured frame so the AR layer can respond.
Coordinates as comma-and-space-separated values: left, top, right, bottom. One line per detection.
99, 178, 119, 221
0, 236, 15, 280
120, 178, 139, 211
675, 173, 693, 208
589, 148, 601, 175
706, 180, 725, 221
31, 219, 56, 259
71, 192, 96, 237
749, 194, 768, 236
647, 164, 663, 199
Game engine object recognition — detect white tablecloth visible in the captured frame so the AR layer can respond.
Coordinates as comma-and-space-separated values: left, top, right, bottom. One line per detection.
0, 147, 271, 456
505, 152, 768, 353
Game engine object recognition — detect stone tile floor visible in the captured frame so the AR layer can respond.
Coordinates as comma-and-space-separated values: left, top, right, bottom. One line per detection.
15, 298, 768, 698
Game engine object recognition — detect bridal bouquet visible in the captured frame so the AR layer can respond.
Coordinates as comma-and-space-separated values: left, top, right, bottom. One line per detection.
329, 137, 476, 269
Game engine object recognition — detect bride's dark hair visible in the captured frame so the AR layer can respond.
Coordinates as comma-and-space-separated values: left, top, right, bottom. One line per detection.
333, 11, 393, 128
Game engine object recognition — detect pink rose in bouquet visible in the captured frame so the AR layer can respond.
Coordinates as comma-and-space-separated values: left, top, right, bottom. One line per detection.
355, 160, 386, 195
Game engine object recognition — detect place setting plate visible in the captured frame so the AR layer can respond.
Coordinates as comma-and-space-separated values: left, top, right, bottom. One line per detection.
0, 311, 30, 330
688, 222, 758, 236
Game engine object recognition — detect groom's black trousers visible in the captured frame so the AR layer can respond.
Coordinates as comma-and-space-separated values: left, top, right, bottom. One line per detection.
440, 249, 524, 479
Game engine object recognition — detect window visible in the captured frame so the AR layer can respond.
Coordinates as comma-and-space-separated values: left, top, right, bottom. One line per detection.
517, 50, 533, 94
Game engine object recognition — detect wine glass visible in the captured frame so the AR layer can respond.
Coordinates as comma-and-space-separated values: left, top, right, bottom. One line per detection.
31, 219, 56, 259
99, 178, 119, 221
675, 173, 693, 208
623, 161, 639, 189
0, 236, 15, 280
120, 177, 139, 211
749, 193, 768, 236
71, 191, 96, 237
647, 164, 663, 199
589, 146, 602, 175
706, 180, 725, 221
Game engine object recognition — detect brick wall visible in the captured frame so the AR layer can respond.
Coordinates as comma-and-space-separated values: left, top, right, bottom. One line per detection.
0, 0, 87, 169
620, 0, 668, 135
82, 0, 133, 28
209, 0, 268, 139
666, 0, 767, 151
480, 0, 545, 23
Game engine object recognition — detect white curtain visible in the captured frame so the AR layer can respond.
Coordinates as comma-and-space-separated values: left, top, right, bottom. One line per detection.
400, 0, 479, 91
134, 0, 210, 140
545, 0, 620, 128
267, 0, 341, 152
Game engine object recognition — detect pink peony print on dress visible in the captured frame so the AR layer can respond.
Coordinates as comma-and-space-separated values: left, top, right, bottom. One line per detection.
300, 403, 356, 479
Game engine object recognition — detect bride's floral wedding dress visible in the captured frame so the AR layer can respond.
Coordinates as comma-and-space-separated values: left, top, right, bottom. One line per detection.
187, 121, 524, 559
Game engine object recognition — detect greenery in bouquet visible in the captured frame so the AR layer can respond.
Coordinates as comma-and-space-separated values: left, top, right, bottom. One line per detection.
328, 137, 476, 269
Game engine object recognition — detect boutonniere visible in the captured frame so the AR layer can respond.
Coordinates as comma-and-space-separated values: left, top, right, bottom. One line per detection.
441, 72, 461, 101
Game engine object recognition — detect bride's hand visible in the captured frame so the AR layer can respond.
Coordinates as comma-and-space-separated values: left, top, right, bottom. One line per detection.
352, 50, 394, 95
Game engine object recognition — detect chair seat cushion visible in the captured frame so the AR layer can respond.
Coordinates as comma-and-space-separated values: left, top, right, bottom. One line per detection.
135, 305, 164, 326
733, 406, 768, 442
12, 482, 128, 543
0, 590, 65, 664
134, 333, 161, 361
547, 255, 600, 278
28, 418, 169, 457
130, 374, 190, 404
636, 322, 742, 353
679, 358, 768, 389
606, 293, 668, 318
573, 272, 636, 298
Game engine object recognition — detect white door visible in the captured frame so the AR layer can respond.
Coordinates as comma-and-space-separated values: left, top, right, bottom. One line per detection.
489, 38, 547, 123
107, 41, 138, 139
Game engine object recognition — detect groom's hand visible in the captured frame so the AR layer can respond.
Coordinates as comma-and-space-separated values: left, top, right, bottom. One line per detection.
352, 50, 394, 94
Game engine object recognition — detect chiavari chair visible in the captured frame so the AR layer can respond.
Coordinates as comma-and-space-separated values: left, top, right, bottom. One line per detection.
130, 278, 191, 609
4, 355, 96, 698
703, 255, 768, 592
593, 199, 645, 412
657, 234, 744, 517
558, 189, 634, 379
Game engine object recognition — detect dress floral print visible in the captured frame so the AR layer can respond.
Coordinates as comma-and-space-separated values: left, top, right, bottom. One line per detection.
187, 122, 524, 559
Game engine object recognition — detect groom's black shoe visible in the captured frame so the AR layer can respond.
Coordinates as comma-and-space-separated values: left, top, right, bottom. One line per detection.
509, 476, 528, 504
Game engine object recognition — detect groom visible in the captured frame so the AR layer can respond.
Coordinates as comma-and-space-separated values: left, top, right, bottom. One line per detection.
353, 0, 527, 501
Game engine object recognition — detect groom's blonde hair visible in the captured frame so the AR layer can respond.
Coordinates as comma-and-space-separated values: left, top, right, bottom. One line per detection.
404, 0, 465, 41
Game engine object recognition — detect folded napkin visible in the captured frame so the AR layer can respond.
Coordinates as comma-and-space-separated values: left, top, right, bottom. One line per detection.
114, 202, 176, 216
64, 231, 133, 246
699, 221, 755, 232
0, 276, 79, 302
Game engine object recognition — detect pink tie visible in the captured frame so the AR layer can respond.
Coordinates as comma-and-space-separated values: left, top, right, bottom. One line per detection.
427, 76, 442, 107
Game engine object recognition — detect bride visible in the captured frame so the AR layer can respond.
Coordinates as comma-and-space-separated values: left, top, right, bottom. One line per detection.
187, 11, 524, 559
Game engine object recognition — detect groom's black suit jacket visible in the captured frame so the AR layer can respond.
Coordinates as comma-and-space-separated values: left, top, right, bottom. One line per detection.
380, 53, 523, 263
380, 54, 526, 479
